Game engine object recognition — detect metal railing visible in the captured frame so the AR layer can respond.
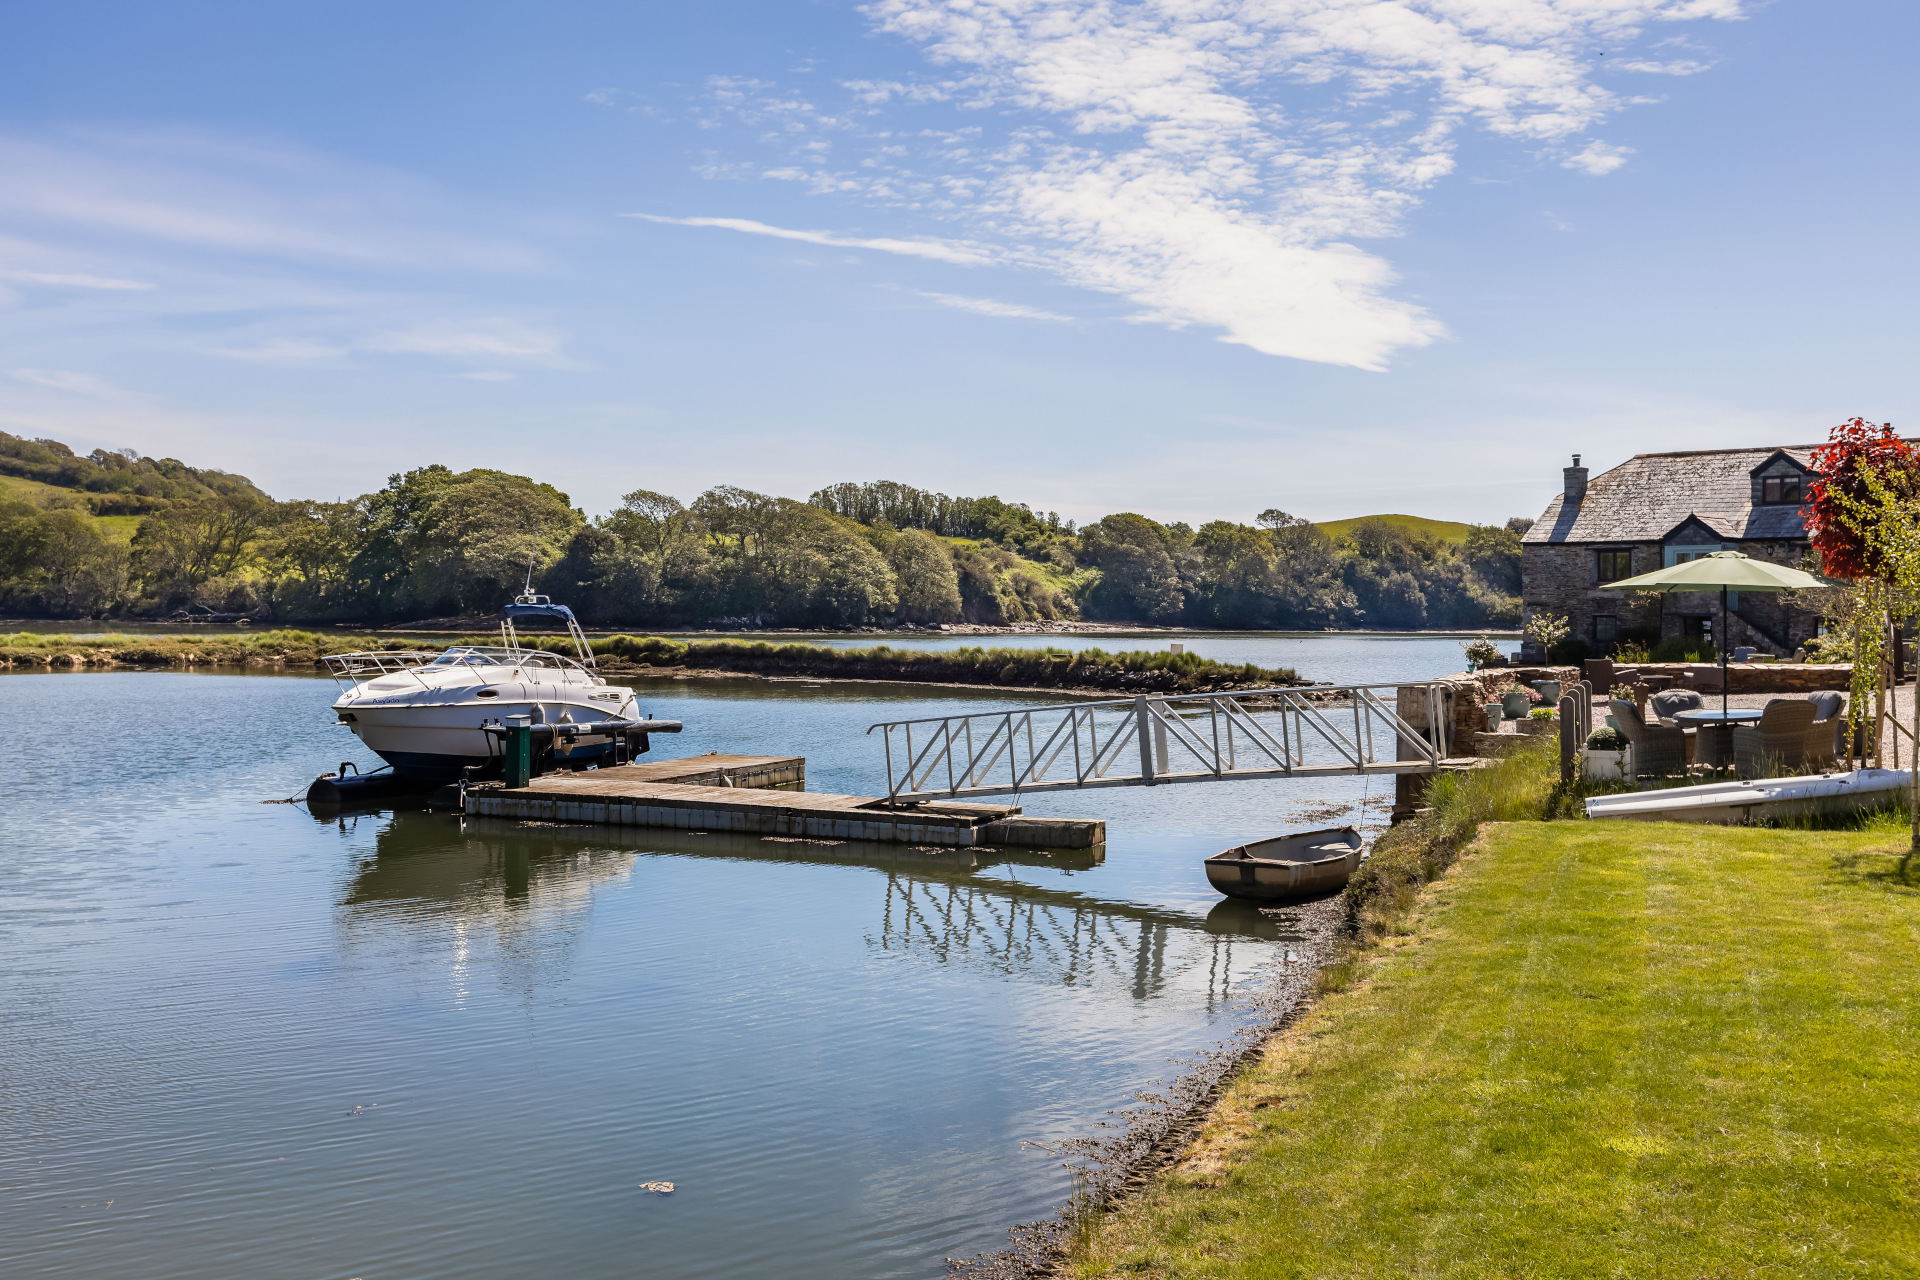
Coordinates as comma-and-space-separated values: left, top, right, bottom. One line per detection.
866, 683, 1454, 802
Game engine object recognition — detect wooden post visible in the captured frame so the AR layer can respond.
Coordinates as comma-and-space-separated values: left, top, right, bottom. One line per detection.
1559, 695, 1577, 782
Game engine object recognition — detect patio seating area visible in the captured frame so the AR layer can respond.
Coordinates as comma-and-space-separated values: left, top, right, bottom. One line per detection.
1606, 690, 1854, 780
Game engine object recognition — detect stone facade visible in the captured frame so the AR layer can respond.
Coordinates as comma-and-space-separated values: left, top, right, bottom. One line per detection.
1520, 447, 1825, 660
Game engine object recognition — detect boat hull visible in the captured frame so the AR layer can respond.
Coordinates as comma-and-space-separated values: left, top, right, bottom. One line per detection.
1583, 768, 1910, 824
1204, 848, 1362, 900
1204, 826, 1364, 901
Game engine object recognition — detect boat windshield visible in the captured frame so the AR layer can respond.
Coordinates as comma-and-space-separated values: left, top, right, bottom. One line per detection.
426, 645, 581, 671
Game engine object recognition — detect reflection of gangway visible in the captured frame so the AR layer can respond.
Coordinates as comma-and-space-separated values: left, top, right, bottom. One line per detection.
872, 873, 1301, 1005
867, 683, 1459, 803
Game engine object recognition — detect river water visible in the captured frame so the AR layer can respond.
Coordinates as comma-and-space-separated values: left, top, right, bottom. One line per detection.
0, 635, 1494, 1279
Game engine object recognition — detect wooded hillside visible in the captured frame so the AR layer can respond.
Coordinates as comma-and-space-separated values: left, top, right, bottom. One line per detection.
0, 438, 1527, 629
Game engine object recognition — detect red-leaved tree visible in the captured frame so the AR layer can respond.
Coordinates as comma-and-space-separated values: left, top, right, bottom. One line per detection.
1805, 418, 1919, 580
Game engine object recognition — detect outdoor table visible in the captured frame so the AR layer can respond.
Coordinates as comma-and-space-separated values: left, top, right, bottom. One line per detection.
1639, 674, 1675, 694
1674, 707, 1763, 768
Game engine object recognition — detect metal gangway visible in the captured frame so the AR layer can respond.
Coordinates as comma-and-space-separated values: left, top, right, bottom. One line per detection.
867, 683, 1456, 803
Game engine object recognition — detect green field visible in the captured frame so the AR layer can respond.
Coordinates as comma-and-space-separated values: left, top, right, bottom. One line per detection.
1316, 513, 1476, 544
1076, 819, 1920, 1278
1, 473, 144, 542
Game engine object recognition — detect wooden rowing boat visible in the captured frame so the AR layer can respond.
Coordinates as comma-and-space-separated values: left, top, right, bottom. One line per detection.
1204, 826, 1363, 901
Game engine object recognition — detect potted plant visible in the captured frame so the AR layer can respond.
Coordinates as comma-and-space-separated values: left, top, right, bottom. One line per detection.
1585, 726, 1627, 779
1501, 688, 1532, 719
1519, 707, 1558, 736
1461, 635, 1503, 672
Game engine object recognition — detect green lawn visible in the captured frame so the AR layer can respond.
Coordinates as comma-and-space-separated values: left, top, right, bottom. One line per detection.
1316, 513, 1475, 544
1076, 821, 1920, 1278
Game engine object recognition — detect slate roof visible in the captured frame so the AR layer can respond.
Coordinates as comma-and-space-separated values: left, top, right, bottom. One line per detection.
1524, 446, 1819, 546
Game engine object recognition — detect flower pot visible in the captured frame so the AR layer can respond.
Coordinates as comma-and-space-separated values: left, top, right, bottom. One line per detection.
1501, 691, 1531, 719
1483, 703, 1503, 731
1584, 749, 1623, 781
1605, 714, 1619, 732
1532, 680, 1562, 704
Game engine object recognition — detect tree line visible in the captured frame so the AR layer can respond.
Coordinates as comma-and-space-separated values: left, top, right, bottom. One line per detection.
0, 435, 1526, 629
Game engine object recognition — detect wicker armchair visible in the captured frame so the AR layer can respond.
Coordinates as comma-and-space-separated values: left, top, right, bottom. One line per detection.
1611, 699, 1688, 777
1802, 692, 1846, 769
1649, 689, 1703, 725
1685, 665, 1725, 694
1731, 700, 1818, 779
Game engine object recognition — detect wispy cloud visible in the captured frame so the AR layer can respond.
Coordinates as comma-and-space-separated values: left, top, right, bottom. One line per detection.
369, 320, 567, 361
625, 213, 992, 266
1563, 140, 1635, 176
0, 130, 543, 271
689, 0, 1741, 369
910, 289, 1071, 321
11, 367, 115, 394
0, 268, 153, 290
203, 339, 348, 362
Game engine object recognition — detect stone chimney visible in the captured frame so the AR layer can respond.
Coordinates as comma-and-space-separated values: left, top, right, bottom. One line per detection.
1564, 453, 1588, 504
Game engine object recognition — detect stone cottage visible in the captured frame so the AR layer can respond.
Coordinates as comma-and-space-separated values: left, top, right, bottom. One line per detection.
1519, 447, 1825, 660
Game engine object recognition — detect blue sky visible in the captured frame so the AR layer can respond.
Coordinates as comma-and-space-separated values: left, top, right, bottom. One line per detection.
0, 1, 1912, 528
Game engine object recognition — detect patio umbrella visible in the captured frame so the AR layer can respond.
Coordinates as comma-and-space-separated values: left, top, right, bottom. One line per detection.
1597, 550, 1836, 719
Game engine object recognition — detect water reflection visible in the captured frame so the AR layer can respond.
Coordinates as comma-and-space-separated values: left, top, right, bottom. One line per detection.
333, 809, 1278, 1009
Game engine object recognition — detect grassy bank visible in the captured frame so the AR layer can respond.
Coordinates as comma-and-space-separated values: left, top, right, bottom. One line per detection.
592, 636, 1300, 693
0, 631, 1300, 693
1070, 784, 1920, 1275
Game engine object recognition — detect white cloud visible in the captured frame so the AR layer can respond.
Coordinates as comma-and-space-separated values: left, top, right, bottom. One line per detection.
457, 371, 514, 381
11, 367, 114, 394
625, 213, 993, 265
911, 289, 1071, 321
369, 320, 566, 361
694, 0, 1742, 368
0, 130, 542, 272
0, 268, 153, 290
1564, 140, 1635, 175
205, 339, 348, 361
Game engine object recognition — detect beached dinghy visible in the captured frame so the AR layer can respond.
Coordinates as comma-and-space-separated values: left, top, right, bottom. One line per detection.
1205, 826, 1363, 901
1584, 768, 1911, 824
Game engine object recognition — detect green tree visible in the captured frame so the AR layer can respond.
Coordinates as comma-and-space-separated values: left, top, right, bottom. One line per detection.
1081, 513, 1187, 621
129, 494, 273, 605
887, 528, 963, 623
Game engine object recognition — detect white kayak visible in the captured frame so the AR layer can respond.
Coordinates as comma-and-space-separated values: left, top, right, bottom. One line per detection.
1584, 768, 1911, 824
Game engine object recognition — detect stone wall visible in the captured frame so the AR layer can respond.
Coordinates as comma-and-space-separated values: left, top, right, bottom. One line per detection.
1521, 540, 1823, 659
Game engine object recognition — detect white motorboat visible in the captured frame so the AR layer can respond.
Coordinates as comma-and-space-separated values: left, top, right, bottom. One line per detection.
326, 591, 650, 783
1583, 768, 1911, 824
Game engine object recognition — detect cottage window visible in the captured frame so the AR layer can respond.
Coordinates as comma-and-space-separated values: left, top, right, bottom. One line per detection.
1596, 549, 1633, 582
1762, 475, 1803, 505
1593, 615, 1618, 644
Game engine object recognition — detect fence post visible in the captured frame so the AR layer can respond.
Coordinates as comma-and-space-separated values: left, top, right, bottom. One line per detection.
1135, 695, 1156, 785
1559, 695, 1577, 783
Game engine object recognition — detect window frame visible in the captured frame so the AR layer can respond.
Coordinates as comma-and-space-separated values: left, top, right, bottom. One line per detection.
1595, 548, 1634, 583
1761, 474, 1804, 506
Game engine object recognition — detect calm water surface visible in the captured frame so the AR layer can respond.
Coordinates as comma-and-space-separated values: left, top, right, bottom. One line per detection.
0, 637, 1468, 1277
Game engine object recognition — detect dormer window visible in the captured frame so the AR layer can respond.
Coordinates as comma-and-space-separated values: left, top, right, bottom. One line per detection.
1762, 475, 1803, 505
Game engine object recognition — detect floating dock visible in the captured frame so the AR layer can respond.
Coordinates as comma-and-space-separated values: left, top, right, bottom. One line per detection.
462, 753, 1104, 849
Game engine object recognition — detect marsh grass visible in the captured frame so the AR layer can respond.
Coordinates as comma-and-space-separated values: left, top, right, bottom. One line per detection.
0, 628, 1298, 692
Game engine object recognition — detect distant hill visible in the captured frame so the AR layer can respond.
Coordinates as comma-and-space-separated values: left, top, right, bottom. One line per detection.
1316, 514, 1475, 544
0, 432, 265, 516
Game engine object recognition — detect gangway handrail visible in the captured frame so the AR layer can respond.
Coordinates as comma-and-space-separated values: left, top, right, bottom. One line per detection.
865, 681, 1456, 802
